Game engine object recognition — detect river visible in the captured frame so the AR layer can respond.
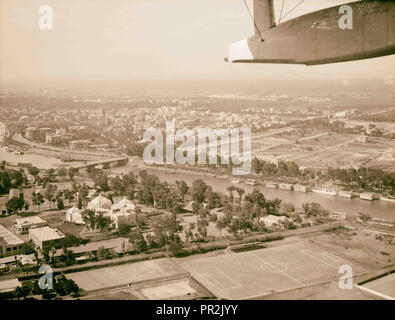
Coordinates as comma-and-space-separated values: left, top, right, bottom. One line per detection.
112, 163, 395, 222
1, 120, 393, 222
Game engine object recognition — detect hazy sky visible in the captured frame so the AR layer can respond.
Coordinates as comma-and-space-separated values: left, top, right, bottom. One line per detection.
1, 0, 394, 86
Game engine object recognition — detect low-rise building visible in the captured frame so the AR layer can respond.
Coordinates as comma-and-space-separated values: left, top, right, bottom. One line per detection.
29, 227, 65, 250
15, 216, 47, 235
0, 278, 21, 294
65, 207, 85, 225
70, 139, 89, 150
25, 127, 41, 141
0, 225, 24, 257
9, 189, 22, 200
260, 215, 288, 229
110, 198, 137, 228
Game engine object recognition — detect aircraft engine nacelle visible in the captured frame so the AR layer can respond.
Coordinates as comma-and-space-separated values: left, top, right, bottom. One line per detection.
227, 0, 395, 65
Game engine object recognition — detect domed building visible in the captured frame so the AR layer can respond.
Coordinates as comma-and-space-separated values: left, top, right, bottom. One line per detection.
65, 206, 85, 225
87, 195, 112, 213
110, 197, 137, 228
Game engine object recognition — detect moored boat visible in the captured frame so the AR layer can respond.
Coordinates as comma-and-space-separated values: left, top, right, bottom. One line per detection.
312, 188, 338, 196
279, 183, 294, 191
246, 179, 259, 186
380, 195, 395, 203
339, 190, 354, 198
360, 193, 378, 201
265, 182, 278, 189
294, 185, 307, 193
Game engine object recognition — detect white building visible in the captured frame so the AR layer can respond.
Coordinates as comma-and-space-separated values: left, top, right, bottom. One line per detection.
83, 196, 136, 229
87, 195, 112, 213
260, 215, 288, 229
15, 216, 47, 235
110, 198, 137, 228
29, 227, 65, 250
0, 225, 24, 257
65, 207, 85, 225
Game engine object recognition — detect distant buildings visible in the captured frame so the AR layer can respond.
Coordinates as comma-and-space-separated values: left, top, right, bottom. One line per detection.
29, 226, 65, 250
70, 139, 89, 150
0, 225, 24, 257
25, 127, 41, 141
68, 125, 88, 136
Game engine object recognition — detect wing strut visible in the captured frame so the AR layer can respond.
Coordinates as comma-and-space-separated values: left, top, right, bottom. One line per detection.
242, 0, 264, 42
278, 0, 305, 24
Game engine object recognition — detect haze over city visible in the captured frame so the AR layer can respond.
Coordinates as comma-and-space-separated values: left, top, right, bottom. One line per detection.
1, 0, 395, 91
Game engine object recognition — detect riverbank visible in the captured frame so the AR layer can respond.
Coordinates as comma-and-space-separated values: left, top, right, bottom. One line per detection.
110, 163, 395, 222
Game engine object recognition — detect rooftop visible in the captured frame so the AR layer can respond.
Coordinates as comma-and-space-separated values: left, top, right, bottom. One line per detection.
16, 216, 45, 226
261, 215, 288, 223
29, 226, 65, 242
0, 225, 24, 246
0, 278, 20, 293
54, 237, 129, 257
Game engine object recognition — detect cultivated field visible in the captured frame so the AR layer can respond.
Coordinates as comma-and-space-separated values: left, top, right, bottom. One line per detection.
178, 241, 366, 300
66, 258, 185, 292
361, 273, 395, 299
80, 276, 214, 300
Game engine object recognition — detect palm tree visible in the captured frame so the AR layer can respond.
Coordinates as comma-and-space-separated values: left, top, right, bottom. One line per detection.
235, 187, 245, 204
13, 286, 23, 300
226, 186, 235, 203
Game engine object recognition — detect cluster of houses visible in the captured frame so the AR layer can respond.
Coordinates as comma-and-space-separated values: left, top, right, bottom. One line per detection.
65, 195, 137, 229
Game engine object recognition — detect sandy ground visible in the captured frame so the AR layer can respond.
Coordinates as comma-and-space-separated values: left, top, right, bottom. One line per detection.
308, 228, 394, 271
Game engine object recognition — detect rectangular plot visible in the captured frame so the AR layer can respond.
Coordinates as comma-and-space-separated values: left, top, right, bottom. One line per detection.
203, 266, 241, 290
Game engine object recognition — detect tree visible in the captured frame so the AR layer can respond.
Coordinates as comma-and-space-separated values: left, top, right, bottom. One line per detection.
235, 188, 245, 204
13, 286, 24, 300
129, 229, 148, 253
20, 241, 36, 255
63, 189, 75, 205
226, 186, 235, 203
23, 201, 30, 212
191, 179, 212, 204
44, 184, 58, 208
118, 223, 131, 237
196, 218, 209, 241
62, 248, 76, 266
5, 197, 24, 213
303, 202, 328, 218
77, 197, 83, 210
176, 180, 189, 200
57, 198, 64, 211
82, 209, 96, 230
32, 192, 44, 211
28, 166, 40, 178
68, 167, 78, 181
216, 218, 227, 237
168, 238, 183, 256
95, 213, 111, 231
57, 168, 67, 180
359, 212, 372, 223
